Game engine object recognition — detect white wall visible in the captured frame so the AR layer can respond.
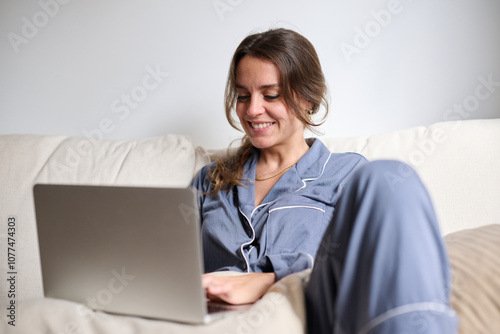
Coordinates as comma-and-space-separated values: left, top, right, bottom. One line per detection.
1, 0, 499, 149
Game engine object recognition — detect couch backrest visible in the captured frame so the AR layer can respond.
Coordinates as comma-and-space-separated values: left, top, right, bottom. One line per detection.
321, 119, 500, 237
0, 134, 211, 302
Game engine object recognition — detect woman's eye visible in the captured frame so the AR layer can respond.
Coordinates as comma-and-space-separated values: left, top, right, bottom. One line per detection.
237, 95, 249, 101
265, 95, 280, 100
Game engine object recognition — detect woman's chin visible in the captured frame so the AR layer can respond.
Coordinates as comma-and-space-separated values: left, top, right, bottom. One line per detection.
248, 138, 274, 150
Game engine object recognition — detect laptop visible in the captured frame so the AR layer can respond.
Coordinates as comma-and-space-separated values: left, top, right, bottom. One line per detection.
33, 184, 250, 324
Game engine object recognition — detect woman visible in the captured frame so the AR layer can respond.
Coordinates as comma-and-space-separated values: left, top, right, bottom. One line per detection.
193, 28, 457, 333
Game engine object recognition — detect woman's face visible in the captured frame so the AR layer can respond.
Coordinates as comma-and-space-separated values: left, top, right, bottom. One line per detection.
234, 56, 306, 151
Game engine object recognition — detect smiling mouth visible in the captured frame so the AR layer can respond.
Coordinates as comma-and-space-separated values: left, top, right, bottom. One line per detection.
250, 122, 274, 129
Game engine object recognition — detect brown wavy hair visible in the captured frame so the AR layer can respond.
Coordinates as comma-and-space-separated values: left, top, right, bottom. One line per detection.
208, 28, 329, 194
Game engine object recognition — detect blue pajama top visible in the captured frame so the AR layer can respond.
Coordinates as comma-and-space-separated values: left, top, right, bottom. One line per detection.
192, 138, 366, 280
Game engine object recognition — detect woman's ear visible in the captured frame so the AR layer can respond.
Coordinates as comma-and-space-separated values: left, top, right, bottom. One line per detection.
305, 101, 317, 115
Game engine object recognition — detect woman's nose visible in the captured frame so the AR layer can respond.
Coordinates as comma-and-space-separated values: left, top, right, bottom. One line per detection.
247, 97, 264, 117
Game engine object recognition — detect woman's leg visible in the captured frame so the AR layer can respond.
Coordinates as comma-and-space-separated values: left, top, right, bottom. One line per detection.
305, 160, 458, 334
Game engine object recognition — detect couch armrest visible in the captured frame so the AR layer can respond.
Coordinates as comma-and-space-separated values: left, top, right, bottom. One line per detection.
445, 224, 500, 334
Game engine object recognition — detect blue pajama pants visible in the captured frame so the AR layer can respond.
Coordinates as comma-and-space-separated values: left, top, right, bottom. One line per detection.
305, 160, 458, 334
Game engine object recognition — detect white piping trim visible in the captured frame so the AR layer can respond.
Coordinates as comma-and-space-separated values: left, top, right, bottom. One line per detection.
252, 202, 267, 217
238, 207, 255, 273
256, 152, 333, 209
307, 253, 315, 269
302, 152, 332, 182
357, 302, 456, 334
239, 151, 334, 272
268, 205, 325, 213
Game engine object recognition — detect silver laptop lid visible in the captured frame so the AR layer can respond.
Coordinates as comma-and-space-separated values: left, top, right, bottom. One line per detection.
33, 184, 208, 324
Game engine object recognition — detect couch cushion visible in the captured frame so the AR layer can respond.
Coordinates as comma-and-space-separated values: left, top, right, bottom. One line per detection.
445, 224, 500, 334
0, 134, 211, 302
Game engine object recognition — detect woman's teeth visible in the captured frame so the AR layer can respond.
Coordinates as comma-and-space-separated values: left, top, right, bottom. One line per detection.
251, 122, 273, 129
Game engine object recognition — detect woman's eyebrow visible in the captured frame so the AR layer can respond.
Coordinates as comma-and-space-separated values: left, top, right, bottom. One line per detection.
260, 84, 280, 89
235, 84, 280, 90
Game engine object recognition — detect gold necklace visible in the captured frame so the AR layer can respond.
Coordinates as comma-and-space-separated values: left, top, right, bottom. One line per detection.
255, 163, 295, 181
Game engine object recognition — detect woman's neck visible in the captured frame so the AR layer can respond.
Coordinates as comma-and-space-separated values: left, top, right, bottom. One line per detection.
257, 139, 310, 170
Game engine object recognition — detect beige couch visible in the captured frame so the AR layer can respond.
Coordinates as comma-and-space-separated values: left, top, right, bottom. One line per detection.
1, 118, 499, 333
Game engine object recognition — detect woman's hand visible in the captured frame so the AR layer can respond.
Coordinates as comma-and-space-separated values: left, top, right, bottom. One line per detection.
202, 272, 277, 305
